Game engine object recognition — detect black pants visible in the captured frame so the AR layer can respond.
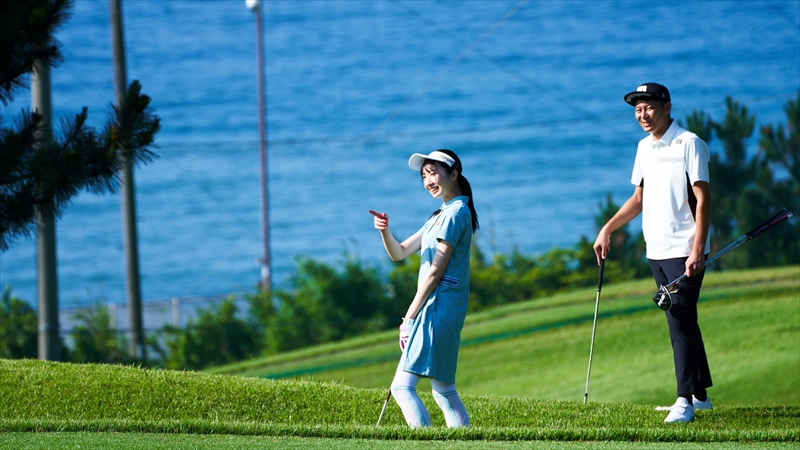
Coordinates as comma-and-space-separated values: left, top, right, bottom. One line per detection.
649, 257, 713, 396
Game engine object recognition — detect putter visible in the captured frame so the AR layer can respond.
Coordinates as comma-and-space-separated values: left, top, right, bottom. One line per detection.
376, 388, 392, 426
584, 258, 605, 404
653, 208, 794, 310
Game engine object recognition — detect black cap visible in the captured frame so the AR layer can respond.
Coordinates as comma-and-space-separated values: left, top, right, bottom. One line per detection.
624, 83, 671, 106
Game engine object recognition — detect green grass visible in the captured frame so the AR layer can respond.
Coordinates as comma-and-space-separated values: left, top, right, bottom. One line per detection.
212, 266, 800, 407
1, 433, 799, 449
1, 358, 798, 442
0, 266, 798, 447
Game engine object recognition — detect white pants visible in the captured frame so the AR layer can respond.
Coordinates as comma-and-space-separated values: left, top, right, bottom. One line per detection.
390, 371, 470, 428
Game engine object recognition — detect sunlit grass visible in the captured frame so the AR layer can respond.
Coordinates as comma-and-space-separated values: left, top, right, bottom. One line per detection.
1, 266, 797, 447
213, 267, 799, 408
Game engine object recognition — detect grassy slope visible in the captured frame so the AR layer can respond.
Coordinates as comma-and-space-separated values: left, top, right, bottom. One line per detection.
0, 358, 798, 442
212, 266, 800, 407
0, 266, 797, 444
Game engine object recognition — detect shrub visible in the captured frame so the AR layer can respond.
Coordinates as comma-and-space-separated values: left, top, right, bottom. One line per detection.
0, 287, 37, 359
68, 301, 130, 364
155, 296, 260, 370
260, 255, 395, 354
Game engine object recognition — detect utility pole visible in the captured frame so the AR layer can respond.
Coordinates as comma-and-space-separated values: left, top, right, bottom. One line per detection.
31, 58, 60, 361
246, 0, 271, 292
109, 0, 146, 362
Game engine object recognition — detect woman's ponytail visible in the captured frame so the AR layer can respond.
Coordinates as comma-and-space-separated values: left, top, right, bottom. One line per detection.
421, 149, 479, 233
457, 174, 479, 233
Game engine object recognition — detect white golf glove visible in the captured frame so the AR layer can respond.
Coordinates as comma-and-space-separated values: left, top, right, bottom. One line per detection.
399, 319, 414, 351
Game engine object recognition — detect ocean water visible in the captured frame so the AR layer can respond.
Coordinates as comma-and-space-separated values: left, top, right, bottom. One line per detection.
1, 0, 798, 308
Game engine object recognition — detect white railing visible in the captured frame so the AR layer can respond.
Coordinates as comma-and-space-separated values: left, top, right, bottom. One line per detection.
57, 294, 250, 335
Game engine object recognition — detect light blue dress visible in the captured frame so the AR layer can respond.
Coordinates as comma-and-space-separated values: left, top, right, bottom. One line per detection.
398, 195, 472, 384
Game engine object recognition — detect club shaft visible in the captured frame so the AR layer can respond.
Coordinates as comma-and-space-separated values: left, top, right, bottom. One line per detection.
584, 258, 604, 404
665, 235, 747, 289
376, 389, 392, 426
664, 210, 793, 291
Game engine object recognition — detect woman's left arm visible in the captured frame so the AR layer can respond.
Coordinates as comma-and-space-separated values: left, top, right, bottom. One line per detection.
403, 239, 453, 322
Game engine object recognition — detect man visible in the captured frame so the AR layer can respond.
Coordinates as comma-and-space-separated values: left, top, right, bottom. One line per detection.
593, 83, 713, 423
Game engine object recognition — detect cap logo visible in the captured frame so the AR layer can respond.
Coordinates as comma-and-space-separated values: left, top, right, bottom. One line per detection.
625, 83, 669, 106
408, 150, 461, 172
430, 151, 455, 167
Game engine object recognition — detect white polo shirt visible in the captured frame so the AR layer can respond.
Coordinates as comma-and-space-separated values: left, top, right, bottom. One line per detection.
631, 120, 710, 260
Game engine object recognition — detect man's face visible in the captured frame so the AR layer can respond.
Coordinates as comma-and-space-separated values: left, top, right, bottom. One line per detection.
634, 99, 672, 138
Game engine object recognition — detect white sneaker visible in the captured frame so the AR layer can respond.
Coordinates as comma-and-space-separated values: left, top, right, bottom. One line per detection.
693, 395, 712, 411
664, 397, 694, 423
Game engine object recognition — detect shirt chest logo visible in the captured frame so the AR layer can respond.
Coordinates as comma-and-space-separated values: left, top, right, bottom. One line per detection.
440, 275, 459, 287
659, 156, 685, 164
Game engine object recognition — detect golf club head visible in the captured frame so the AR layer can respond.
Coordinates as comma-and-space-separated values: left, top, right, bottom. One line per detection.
653, 285, 673, 311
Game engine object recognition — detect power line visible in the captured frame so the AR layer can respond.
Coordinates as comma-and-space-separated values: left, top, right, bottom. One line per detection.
765, 0, 800, 28
154, 93, 795, 150
157, 113, 626, 149
276, 0, 531, 209
149, 1, 534, 297
392, 0, 647, 145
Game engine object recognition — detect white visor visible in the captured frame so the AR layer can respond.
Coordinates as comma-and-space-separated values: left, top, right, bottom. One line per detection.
408, 151, 456, 171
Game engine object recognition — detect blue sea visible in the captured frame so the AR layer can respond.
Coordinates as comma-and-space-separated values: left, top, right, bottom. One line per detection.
2, 0, 799, 309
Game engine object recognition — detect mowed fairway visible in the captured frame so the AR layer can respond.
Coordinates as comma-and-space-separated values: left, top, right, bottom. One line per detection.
1, 266, 798, 448
1, 433, 798, 449
214, 266, 800, 407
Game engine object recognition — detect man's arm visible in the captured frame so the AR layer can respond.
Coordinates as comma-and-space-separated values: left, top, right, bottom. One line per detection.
593, 185, 643, 265
685, 181, 710, 277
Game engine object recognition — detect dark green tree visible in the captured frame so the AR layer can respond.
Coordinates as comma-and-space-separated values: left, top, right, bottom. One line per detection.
69, 301, 130, 364
0, 287, 38, 358
710, 97, 759, 265
682, 94, 798, 268
1, 0, 160, 251
756, 92, 800, 265
469, 245, 538, 310
386, 253, 420, 315
156, 297, 260, 370
574, 193, 649, 283
682, 110, 714, 143
261, 255, 394, 354
0, 0, 69, 104
244, 288, 276, 343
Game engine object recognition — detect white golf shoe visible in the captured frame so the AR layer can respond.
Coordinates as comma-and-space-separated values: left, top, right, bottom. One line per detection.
692, 396, 713, 411
664, 397, 694, 423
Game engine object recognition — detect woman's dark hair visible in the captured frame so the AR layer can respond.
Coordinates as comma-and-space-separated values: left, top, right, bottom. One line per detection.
420, 149, 479, 233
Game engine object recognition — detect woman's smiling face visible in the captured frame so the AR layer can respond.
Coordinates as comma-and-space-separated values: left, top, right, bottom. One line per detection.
421, 161, 458, 201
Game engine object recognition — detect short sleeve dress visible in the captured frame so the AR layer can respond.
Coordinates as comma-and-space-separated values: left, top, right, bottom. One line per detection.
397, 195, 473, 384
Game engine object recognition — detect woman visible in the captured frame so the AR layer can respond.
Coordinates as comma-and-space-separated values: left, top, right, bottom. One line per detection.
368, 149, 478, 428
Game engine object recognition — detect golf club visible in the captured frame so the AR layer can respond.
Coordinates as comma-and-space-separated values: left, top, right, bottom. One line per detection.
653, 208, 794, 310
376, 388, 392, 426
584, 258, 605, 404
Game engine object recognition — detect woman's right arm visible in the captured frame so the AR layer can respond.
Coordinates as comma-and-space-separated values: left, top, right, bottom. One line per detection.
369, 210, 421, 261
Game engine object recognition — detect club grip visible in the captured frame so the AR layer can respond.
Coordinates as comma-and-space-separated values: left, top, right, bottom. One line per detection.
597, 258, 605, 292
746, 209, 793, 239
